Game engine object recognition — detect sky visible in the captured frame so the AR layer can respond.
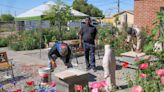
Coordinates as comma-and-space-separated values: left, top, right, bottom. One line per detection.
0, 0, 134, 16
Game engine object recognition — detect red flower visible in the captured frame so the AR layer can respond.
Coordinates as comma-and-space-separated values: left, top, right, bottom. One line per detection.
140, 73, 147, 79
156, 69, 164, 76
74, 85, 82, 91
26, 81, 34, 86
14, 89, 21, 92
30, 90, 35, 92
122, 62, 129, 68
139, 63, 148, 70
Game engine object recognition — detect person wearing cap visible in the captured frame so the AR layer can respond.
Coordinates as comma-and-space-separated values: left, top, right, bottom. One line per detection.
126, 26, 144, 53
48, 41, 72, 72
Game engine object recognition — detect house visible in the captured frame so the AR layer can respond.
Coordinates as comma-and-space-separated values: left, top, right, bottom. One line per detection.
101, 16, 114, 24
101, 11, 134, 30
15, 1, 88, 31
134, 0, 164, 32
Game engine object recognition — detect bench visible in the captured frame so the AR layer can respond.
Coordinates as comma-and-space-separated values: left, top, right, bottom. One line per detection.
0, 52, 14, 79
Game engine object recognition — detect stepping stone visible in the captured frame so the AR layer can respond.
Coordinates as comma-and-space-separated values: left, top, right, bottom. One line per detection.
121, 51, 145, 58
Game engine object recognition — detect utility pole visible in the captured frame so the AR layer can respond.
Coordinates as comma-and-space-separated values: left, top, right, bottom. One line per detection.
117, 0, 120, 13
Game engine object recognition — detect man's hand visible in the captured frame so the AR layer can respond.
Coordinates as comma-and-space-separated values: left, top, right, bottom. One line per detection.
51, 60, 57, 68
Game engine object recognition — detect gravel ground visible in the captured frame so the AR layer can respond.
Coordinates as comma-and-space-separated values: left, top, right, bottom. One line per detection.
0, 48, 136, 92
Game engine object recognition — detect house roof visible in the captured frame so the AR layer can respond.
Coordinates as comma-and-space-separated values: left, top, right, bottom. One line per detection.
113, 11, 134, 17
103, 10, 133, 19
17, 1, 54, 18
16, 1, 88, 20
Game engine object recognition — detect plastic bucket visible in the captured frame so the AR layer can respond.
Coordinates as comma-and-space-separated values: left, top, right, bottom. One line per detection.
38, 67, 51, 83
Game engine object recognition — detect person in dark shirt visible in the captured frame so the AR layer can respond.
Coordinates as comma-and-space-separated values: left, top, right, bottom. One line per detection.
79, 17, 97, 72
48, 41, 72, 72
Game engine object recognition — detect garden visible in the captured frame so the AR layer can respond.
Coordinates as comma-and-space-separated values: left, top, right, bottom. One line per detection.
0, 0, 164, 91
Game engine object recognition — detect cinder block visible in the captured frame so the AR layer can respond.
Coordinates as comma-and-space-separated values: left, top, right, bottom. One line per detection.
52, 69, 88, 92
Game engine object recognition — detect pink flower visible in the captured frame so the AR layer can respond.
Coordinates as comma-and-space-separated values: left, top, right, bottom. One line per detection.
156, 69, 164, 76
160, 76, 164, 85
99, 80, 106, 88
139, 63, 148, 70
131, 86, 143, 92
89, 82, 102, 89
92, 88, 100, 92
140, 73, 147, 79
74, 85, 82, 91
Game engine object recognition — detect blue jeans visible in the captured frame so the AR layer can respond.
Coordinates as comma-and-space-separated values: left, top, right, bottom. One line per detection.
83, 42, 96, 68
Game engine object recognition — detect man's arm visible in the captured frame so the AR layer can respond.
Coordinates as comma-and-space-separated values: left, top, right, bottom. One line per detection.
136, 29, 142, 52
48, 44, 56, 59
94, 27, 98, 46
126, 35, 132, 43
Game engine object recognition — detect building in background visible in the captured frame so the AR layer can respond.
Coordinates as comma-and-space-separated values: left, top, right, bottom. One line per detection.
134, 0, 164, 32
15, 1, 88, 31
101, 11, 134, 31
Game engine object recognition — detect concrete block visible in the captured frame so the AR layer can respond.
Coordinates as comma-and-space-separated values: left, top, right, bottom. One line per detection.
53, 68, 88, 92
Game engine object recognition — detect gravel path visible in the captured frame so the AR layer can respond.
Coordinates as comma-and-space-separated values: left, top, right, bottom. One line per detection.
0, 47, 136, 92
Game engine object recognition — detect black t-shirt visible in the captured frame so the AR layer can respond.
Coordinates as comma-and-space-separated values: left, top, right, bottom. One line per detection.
79, 24, 97, 44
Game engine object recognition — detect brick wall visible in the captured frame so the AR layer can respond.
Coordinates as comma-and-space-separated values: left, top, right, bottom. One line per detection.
134, 0, 164, 33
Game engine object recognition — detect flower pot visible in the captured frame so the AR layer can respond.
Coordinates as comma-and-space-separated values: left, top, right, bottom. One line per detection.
38, 67, 51, 84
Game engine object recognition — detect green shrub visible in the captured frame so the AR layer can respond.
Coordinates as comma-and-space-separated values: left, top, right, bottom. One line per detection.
8, 31, 45, 51
48, 27, 79, 41
62, 27, 78, 40
98, 27, 130, 56
0, 37, 9, 47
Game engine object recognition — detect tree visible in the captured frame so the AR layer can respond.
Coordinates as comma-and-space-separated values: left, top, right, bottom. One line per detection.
0, 14, 14, 22
72, 0, 104, 17
44, 0, 73, 41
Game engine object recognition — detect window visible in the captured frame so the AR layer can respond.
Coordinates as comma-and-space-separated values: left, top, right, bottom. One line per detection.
160, 7, 164, 12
